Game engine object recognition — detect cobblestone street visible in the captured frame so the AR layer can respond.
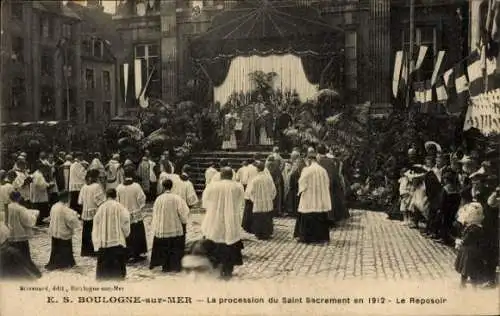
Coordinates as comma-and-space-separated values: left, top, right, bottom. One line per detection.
28, 209, 459, 282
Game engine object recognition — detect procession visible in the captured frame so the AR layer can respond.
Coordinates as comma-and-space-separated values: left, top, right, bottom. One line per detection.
0, 0, 499, 295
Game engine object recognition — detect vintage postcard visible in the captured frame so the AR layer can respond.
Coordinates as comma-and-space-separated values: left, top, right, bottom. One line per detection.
0, 0, 499, 315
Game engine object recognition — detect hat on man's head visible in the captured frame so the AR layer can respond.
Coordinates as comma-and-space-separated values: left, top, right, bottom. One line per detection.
424, 141, 442, 153
112, 153, 120, 160
408, 148, 417, 155
405, 165, 428, 180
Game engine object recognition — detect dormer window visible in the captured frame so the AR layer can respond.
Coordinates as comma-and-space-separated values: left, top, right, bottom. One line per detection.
93, 39, 103, 58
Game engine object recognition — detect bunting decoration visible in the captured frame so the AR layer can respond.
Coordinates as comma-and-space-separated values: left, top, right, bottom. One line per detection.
436, 82, 448, 102
134, 59, 143, 100
123, 63, 129, 103
392, 51, 403, 98
464, 88, 500, 135
430, 51, 445, 86
443, 68, 454, 87
414, 46, 428, 72
455, 65, 469, 94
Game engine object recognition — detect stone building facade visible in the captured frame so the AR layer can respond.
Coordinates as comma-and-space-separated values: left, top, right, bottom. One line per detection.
0, 1, 81, 123
113, 0, 467, 113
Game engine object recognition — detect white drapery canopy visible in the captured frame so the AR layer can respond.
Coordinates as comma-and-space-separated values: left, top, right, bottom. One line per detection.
214, 54, 319, 106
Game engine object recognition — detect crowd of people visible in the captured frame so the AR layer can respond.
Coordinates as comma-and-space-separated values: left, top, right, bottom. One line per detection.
386, 143, 499, 288
0, 141, 497, 287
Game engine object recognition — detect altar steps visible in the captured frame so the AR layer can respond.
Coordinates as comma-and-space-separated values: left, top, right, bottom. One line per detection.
187, 150, 287, 194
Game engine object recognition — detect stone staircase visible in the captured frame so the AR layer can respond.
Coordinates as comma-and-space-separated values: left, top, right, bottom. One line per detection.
186, 149, 284, 194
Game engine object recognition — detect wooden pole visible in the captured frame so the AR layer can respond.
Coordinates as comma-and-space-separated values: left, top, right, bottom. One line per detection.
406, 0, 415, 109
485, 0, 494, 93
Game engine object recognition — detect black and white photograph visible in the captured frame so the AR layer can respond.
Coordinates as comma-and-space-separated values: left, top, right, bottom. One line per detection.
0, 0, 499, 315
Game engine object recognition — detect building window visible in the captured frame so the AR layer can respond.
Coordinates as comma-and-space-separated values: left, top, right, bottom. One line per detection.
41, 49, 54, 77
93, 39, 103, 58
82, 38, 92, 56
12, 37, 24, 63
134, 43, 161, 98
62, 23, 72, 39
40, 86, 55, 120
345, 31, 357, 90
403, 27, 437, 80
85, 68, 95, 89
85, 101, 94, 124
103, 101, 112, 121
11, 3, 23, 20
103, 71, 111, 92
11, 78, 25, 109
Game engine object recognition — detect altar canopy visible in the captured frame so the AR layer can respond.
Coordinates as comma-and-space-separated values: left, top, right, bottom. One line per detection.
190, 0, 344, 102
214, 54, 319, 105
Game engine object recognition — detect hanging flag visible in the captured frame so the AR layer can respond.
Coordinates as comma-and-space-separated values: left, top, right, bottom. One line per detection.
123, 63, 129, 103
492, 1, 499, 40
455, 65, 469, 94
392, 51, 403, 98
468, 50, 484, 96
431, 51, 446, 86
414, 46, 428, 72
486, 55, 498, 90
436, 80, 448, 102
134, 59, 143, 100
444, 68, 454, 87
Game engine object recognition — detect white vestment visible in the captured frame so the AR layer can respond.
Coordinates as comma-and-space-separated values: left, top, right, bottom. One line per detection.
152, 192, 190, 238
106, 160, 124, 190
78, 183, 106, 221
172, 180, 199, 207
205, 167, 218, 185
245, 171, 276, 213
69, 160, 87, 192
116, 182, 146, 223
157, 172, 182, 196
92, 199, 131, 251
48, 202, 81, 240
298, 161, 332, 213
201, 180, 244, 245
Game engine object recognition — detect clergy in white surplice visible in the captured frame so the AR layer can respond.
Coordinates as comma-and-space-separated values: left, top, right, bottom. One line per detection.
201, 168, 245, 279
210, 159, 236, 182
204, 161, 218, 186
45, 191, 80, 271
243, 161, 276, 240
116, 172, 148, 262
150, 179, 190, 273
78, 170, 106, 257
105, 154, 124, 190
157, 171, 182, 196
12, 158, 31, 207
175, 172, 199, 208
92, 189, 131, 281
293, 151, 332, 244
69, 152, 87, 215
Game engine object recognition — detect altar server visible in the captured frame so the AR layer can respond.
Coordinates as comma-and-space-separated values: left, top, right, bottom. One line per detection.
89, 152, 106, 188
0, 171, 16, 225
69, 152, 87, 214
106, 154, 124, 190
45, 191, 80, 270
150, 179, 190, 272
204, 161, 218, 186
12, 158, 31, 207
30, 163, 53, 226
293, 150, 331, 244
157, 169, 182, 196
7, 191, 39, 265
201, 168, 245, 279
116, 171, 148, 262
243, 161, 276, 240
0, 220, 41, 280
78, 169, 106, 257
211, 159, 236, 182
62, 154, 73, 192
174, 169, 199, 208
92, 189, 131, 280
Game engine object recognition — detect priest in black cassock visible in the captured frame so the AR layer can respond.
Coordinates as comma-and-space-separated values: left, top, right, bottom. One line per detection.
244, 161, 276, 240
201, 168, 245, 280
293, 150, 332, 244
92, 189, 131, 281
316, 145, 337, 228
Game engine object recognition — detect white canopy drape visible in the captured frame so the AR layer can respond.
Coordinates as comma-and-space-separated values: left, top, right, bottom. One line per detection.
214, 54, 318, 106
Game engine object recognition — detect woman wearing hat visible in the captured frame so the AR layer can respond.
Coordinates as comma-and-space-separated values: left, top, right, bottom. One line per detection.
454, 202, 486, 288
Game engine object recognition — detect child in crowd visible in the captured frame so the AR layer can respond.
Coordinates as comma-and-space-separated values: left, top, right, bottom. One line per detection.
399, 169, 412, 225
454, 202, 486, 288
437, 170, 462, 245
